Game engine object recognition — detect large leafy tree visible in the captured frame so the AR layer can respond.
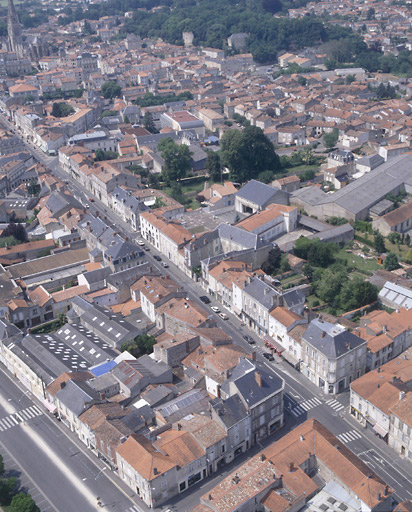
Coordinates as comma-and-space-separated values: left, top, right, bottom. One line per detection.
10, 493, 40, 512
101, 81, 122, 99
143, 112, 158, 134
206, 151, 221, 182
158, 138, 192, 182
1, 223, 27, 243
384, 252, 400, 271
221, 126, 280, 183
52, 102, 74, 118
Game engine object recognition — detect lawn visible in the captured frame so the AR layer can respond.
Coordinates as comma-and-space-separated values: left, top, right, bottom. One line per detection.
336, 248, 381, 273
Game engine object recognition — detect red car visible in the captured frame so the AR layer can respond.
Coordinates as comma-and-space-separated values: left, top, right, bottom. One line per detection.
89, 197, 94, 202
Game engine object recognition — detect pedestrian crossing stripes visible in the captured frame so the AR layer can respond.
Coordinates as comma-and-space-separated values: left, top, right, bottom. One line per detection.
290, 397, 322, 417
0, 406, 42, 432
326, 399, 345, 412
128, 506, 141, 512
336, 430, 362, 444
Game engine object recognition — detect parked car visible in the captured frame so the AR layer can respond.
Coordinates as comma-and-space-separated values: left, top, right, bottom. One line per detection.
137, 240, 145, 246
219, 313, 228, 320
161, 262, 169, 268
153, 255, 161, 261
263, 353, 274, 361
89, 197, 94, 202
211, 306, 220, 313
144, 246, 150, 251
243, 335, 255, 344
199, 296, 211, 304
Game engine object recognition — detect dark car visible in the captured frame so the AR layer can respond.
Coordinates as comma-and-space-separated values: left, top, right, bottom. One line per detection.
243, 335, 255, 344
199, 296, 211, 304
153, 255, 161, 261
263, 353, 274, 361
144, 246, 150, 251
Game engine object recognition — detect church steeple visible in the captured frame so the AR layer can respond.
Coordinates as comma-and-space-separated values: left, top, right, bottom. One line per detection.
7, 0, 24, 59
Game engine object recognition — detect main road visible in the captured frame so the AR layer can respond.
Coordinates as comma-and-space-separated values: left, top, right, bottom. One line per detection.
2, 114, 412, 510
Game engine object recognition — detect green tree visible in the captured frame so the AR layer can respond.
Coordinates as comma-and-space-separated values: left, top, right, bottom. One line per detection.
101, 81, 122, 99
300, 169, 316, 182
257, 170, 274, 184
366, 7, 375, 20
94, 149, 118, 161
323, 128, 339, 149
0, 476, 18, 506
206, 151, 221, 182
388, 232, 401, 244
315, 269, 347, 304
158, 138, 192, 182
261, 247, 282, 275
1, 223, 28, 243
384, 252, 400, 271
406, 234, 410, 247
10, 493, 40, 512
300, 148, 316, 165
294, 237, 338, 267
302, 263, 314, 282
143, 112, 158, 134
52, 102, 74, 118
120, 335, 156, 357
338, 279, 378, 311
221, 126, 280, 182
27, 178, 40, 197
374, 232, 386, 254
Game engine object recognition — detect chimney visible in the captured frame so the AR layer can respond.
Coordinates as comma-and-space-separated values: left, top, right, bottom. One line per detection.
60, 381, 66, 389
251, 351, 256, 361
321, 331, 326, 338
383, 325, 387, 333
377, 367, 381, 373
177, 423, 182, 431
377, 493, 381, 501
399, 391, 406, 401
153, 467, 158, 475
208, 494, 213, 501
288, 462, 294, 473
255, 371, 262, 387
300, 435, 304, 442
384, 485, 389, 496
260, 453, 266, 461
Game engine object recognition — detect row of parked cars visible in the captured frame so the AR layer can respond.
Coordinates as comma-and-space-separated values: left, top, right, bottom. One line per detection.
136, 238, 274, 359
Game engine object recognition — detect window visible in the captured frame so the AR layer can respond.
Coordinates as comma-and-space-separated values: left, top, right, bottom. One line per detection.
179, 482, 186, 492
221, 445, 225, 453
272, 395, 278, 405
260, 415, 265, 426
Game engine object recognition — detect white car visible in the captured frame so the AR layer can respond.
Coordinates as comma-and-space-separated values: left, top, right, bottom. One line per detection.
136, 240, 145, 246
219, 313, 228, 320
211, 306, 220, 313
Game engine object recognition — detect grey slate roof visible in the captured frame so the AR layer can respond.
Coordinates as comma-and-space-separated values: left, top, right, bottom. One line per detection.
217, 223, 266, 250
321, 154, 412, 215
243, 277, 279, 310
210, 394, 248, 430
222, 359, 283, 408
356, 153, 384, 170
56, 379, 101, 417
235, 179, 289, 207
302, 318, 365, 359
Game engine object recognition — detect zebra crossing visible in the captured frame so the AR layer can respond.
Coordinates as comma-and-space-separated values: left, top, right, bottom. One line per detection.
336, 429, 362, 444
326, 399, 345, 412
289, 397, 322, 417
128, 505, 141, 512
0, 406, 42, 432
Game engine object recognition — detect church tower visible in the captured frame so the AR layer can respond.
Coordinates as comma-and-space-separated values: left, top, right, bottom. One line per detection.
8, 0, 24, 59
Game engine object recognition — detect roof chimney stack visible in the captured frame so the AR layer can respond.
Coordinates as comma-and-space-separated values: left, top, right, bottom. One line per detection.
255, 371, 262, 388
